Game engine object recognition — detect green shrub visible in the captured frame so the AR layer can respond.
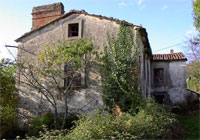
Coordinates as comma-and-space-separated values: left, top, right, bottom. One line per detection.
62, 113, 79, 129
124, 99, 177, 139
65, 100, 177, 139
27, 112, 79, 137
27, 112, 55, 136
26, 99, 177, 139
101, 22, 141, 112
0, 59, 19, 139
65, 110, 118, 140
26, 125, 67, 140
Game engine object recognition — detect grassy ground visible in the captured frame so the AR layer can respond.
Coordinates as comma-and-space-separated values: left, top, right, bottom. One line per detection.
182, 111, 200, 139
177, 103, 200, 140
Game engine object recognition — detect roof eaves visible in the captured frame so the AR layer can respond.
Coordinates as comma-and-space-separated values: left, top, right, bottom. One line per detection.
15, 9, 141, 42
137, 27, 152, 56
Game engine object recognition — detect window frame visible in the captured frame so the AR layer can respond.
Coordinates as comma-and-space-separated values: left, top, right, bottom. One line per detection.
64, 63, 82, 89
68, 23, 79, 37
153, 68, 165, 85
67, 20, 82, 40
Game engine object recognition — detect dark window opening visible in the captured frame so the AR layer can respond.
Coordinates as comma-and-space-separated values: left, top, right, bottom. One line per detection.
64, 64, 81, 89
64, 74, 81, 88
68, 23, 79, 37
153, 68, 164, 84
154, 95, 165, 104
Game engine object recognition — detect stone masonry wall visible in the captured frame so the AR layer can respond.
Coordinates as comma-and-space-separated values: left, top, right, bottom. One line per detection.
17, 14, 142, 117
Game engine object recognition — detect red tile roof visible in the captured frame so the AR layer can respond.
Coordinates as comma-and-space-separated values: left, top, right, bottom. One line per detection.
153, 52, 187, 61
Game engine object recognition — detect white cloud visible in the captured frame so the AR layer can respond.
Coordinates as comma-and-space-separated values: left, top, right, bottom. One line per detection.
161, 5, 168, 10
137, 0, 144, 5
118, 1, 127, 6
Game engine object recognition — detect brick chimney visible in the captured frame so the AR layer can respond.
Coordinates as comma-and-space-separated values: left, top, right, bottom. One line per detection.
32, 2, 64, 30
170, 49, 174, 54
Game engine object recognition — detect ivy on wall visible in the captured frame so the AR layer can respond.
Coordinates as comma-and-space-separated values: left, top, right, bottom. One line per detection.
101, 22, 142, 112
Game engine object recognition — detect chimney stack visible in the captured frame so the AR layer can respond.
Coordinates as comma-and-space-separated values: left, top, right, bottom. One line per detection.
170, 49, 174, 54
32, 2, 64, 30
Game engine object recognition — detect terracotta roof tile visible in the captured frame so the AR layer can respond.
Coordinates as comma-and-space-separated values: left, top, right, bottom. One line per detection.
153, 52, 187, 61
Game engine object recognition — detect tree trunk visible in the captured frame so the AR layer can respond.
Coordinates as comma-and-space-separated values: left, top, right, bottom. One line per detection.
62, 93, 68, 129
54, 104, 58, 129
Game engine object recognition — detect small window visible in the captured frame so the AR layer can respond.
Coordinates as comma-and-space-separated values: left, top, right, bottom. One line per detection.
65, 74, 81, 88
153, 68, 164, 84
64, 64, 81, 88
68, 23, 79, 37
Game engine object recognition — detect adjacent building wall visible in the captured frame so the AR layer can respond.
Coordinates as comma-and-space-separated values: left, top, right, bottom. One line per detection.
151, 60, 187, 105
169, 61, 187, 88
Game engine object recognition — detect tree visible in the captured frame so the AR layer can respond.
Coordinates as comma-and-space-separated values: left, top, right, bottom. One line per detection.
0, 59, 19, 138
193, 0, 200, 31
190, 0, 200, 61
185, 0, 200, 93
101, 22, 141, 112
19, 38, 93, 128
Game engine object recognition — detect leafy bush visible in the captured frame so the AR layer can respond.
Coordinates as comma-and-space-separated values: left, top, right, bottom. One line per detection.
27, 112, 79, 137
128, 99, 177, 139
101, 22, 141, 112
65, 110, 116, 140
65, 100, 176, 140
25, 99, 176, 139
0, 59, 19, 139
26, 125, 67, 140
62, 113, 79, 129
65, 101, 177, 140
27, 112, 55, 136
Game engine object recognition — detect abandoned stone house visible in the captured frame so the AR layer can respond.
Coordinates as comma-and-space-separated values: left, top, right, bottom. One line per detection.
15, 2, 197, 117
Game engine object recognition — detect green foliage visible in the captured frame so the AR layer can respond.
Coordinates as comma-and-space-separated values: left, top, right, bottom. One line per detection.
186, 0, 200, 94
22, 38, 94, 128
38, 38, 93, 78
0, 59, 19, 138
26, 125, 67, 140
27, 112, 55, 136
193, 0, 200, 31
27, 112, 79, 137
101, 22, 141, 112
186, 61, 200, 93
65, 110, 115, 140
182, 112, 200, 139
65, 101, 176, 140
25, 102, 177, 139
135, 99, 177, 138
62, 114, 79, 129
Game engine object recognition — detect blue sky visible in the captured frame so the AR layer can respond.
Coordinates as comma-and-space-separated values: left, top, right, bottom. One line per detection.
0, 0, 195, 59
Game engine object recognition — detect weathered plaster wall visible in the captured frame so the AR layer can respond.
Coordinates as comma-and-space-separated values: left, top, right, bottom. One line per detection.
151, 61, 171, 93
151, 60, 191, 105
169, 61, 186, 88
17, 14, 144, 116
168, 61, 189, 105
